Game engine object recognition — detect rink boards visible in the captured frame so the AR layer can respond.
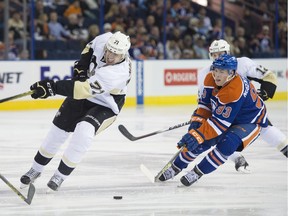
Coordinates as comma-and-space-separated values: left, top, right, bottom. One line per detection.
0, 59, 287, 110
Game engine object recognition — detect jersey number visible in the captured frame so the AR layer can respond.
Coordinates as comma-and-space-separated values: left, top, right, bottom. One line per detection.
90, 80, 104, 94
215, 105, 232, 118
256, 65, 268, 75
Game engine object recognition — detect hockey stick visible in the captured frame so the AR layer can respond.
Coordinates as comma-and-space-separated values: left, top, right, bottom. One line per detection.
0, 90, 34, 103
118, 121, 190, 141
0, 174, 36, 205
140, 146, 185, 183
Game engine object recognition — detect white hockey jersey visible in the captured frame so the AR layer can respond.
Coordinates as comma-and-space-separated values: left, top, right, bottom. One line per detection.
197, 57, 271, 98
85, 33, 131, 114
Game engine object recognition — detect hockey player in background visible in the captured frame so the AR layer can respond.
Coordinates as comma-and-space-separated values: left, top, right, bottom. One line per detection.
20, 31, 131, 191
159, 54, 268, 186
201, 39, 287, 158
194, 39, 287, 174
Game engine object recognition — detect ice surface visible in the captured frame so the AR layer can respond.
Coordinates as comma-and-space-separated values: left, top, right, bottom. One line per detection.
0, 101, 287, 216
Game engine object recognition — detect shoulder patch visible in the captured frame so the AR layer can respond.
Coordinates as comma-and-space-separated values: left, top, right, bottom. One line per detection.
216, 76, 244, 104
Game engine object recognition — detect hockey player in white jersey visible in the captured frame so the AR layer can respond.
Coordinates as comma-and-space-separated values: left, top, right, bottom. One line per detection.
198, 39, 287, 161
20, 31, 132, 191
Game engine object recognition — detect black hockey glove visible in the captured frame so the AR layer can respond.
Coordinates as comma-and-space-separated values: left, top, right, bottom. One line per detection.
258, 81, 277, 101
257, 88, 269, 101
73, 68, 88, 81
30, 80, 56, 99
73, 60, 88, 81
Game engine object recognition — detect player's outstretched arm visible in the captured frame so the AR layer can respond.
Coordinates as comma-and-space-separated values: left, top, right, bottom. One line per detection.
30, 79, 92, 100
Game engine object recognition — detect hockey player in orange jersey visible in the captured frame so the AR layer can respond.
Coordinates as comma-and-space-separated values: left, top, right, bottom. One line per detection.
159, 54, 268, 186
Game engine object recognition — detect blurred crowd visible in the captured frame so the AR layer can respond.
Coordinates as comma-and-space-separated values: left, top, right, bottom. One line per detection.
0, 0, 287, 60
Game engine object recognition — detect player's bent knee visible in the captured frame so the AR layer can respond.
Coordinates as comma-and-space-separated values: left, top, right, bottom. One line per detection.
217, 132, 242, 156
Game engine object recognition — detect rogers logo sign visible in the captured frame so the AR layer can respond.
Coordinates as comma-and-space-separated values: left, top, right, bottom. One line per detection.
164, 69, 197, 86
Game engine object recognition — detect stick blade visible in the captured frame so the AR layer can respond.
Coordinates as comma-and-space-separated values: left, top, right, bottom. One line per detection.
25, 183, 36, 205
140, 164, 156, 183
118, 125, 137, 141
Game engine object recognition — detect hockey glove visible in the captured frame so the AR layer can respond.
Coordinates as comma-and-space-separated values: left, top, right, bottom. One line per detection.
30, 80, 56, 99
177, 129, 204, 151
258, 81, 276, 101
188, 114, 205, 131
257, 88, 269, 101
73, 60, 88, 81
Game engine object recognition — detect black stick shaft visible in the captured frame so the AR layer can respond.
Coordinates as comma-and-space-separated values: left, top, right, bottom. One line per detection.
118, 121, 190, 141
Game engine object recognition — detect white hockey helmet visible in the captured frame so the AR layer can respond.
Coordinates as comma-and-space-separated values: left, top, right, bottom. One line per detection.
209, 39, 230, 59
106, 31, 131, 55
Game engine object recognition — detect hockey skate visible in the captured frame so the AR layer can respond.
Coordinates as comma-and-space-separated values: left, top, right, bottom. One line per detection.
235, 155, 250, 173
47, 174, 64, 191
180, 167, 203, 187
280, 145, 287, 157
20, 168, 41, 189
158, 164, 181, 181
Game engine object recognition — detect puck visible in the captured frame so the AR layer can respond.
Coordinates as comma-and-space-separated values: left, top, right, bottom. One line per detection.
113, 196, 122, 200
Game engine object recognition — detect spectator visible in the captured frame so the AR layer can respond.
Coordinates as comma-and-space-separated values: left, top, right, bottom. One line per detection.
210, 18, 222, 40
169, 27, 182, 42
145, 15, 156, 32
48, 11, 71, 41
103, 23, 112, 33
193, 35, 209, 59
224, 26, 234, 46
66, 14, 88, 42
111, 15, 126, 33
197, 8, 212, 35
4, 0, 285, 60
64, 0, 83, 18
34, 0, 45, 19
176, 0, 195, 28
181, 48, 195, 59
42, 0, 56, 10
141, 36, 159, 59
257, 25, 273, 54
7, 31, 20, 60
236, 26, 245, 38
8, 11, 25, 42
277, 8, 287, 57
83, 0, 98, 10
104, 3, 120, 23
179, 34, 193, 51
129, 34, 145, 60
258, 2, 270, 21
150, 26, 161, 42
87, 24, 99, 42
0, 42, 4, 60
34, 13, 50, 41
233, 37, 252, 57
135, 18, 146, 30
239, 8, 261, 41
183, 17, 200, 39
79, 0, 98, 20
19, 49, 29, 60
166, 39, 181, 59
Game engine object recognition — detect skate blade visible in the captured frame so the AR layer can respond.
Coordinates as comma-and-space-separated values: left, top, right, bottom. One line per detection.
46, 188, 56, 194
237, 167, 251, 174
177, 184, 187, 188
20, 183, 29, 189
